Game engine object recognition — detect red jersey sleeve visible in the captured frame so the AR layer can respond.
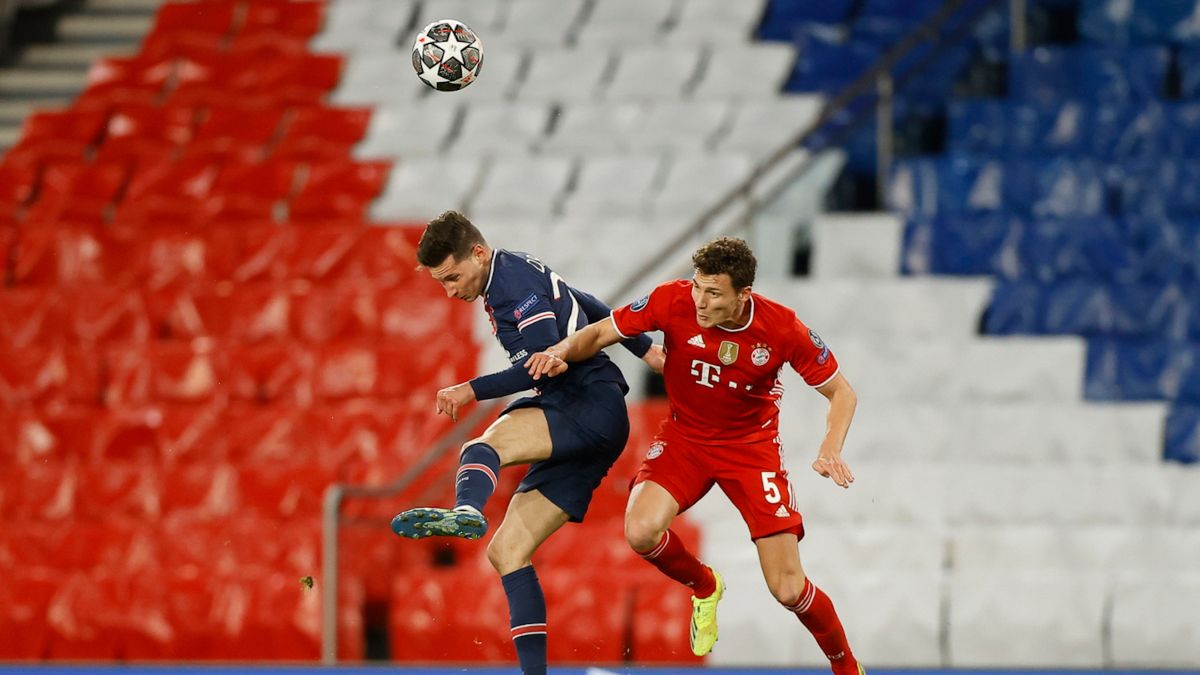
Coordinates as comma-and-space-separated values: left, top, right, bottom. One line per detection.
610, 280, 679, 338
789, 318, 839, 388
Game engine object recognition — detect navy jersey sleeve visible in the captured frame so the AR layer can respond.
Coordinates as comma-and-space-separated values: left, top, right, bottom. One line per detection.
572, 287, 652, 358
469, 290, 561, 401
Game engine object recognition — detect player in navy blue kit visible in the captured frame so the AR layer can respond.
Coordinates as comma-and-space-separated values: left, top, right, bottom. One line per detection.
391, 211, 662, 674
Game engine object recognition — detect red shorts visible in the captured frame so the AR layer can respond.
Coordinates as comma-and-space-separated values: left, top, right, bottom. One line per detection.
632, 426, 805, 541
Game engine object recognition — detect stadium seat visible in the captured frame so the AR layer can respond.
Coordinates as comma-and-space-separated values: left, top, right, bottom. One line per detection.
289, 161, 390, 221
514, 48, 614, 103
495, 0, 586, 49
574, 0, 678, 45
667, 0, 770, 42
74, 54, 176, 110
273, 106, 371, 160
1008, 46, 1169, 106
714, 96, 822, 153
332, 54, 430, 105
75, 462, 161, 522
948, 569, 1106, 666
241, 0, 325, 39
388, 561, 513, 661
94, 103, 196, 164
0, 287, 65, 347
625, 101, 733, 153
0, 345, 100, 407
226, 342, 315, 404
560, 155, 667, 218
2, 108, 109, 167
602, 45, 704, 101
0, 568, 56, 658
468, 155, 576, 221
353, 102, 461, 159
1111, 572, 1200, 667
652, 154, 753, 220
115, 156, 223, 226
693, 43, 796, 98
447, 102, 552, 156
540, 102, 647, 153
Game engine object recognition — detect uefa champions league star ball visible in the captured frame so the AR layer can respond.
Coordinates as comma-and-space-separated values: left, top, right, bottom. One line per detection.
412, 19, 484, 91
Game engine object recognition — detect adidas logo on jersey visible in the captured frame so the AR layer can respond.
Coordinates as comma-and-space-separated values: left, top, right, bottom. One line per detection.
688, 335, 706, 348
774, 505, 789, 518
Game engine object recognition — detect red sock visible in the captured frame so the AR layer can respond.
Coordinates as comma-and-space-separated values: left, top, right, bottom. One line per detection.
637, 529, 716, 598
785, 577, 858, 674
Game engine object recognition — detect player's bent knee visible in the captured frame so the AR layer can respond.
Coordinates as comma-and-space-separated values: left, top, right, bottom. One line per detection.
767, 571, 808, 607
624, 516, 666, 553
486, 537, 531, 576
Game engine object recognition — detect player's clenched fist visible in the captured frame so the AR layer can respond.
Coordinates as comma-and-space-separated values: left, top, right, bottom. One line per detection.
436, 382, 476, 422
525, 350, 568, 380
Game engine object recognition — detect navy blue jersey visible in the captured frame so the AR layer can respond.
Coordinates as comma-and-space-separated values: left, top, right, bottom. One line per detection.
469, 249, 652, 401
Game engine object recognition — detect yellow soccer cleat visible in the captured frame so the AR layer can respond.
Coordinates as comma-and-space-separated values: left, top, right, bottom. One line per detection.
858, 663, 867, 675
689, 568, 724, 656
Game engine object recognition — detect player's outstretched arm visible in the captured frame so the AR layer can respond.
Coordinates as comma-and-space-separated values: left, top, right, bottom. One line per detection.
526, 318, 623, 380
811, 372, 858, 489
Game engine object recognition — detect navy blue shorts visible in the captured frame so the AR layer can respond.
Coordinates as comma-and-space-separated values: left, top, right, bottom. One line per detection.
501, 380, 630, 522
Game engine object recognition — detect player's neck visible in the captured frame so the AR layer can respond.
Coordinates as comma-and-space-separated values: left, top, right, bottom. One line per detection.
718, 297, 751, 329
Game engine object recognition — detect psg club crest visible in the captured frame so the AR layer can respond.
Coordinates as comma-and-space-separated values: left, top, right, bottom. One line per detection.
647, 441, 665, 459
718, 341, 739, 365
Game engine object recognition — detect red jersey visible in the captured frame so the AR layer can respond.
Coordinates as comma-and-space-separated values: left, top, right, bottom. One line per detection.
611, 279, 839, 444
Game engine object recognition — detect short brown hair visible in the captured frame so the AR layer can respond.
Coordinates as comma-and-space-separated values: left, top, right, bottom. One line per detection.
692, 237, 757, 290
417, 211, 487, 267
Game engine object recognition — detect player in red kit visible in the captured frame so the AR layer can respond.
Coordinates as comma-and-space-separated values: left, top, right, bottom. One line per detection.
525, 237, 864, 674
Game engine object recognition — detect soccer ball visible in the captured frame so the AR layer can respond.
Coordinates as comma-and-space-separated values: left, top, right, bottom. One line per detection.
412, 19, 484, 91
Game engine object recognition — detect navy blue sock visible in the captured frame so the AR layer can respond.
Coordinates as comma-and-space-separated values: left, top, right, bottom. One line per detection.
454, 442, 500, 513
501, 565, 547, 675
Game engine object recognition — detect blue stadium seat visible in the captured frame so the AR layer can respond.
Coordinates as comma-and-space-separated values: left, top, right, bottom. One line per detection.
859, 0, 947, 20
1181, 47, 1200, 99
1030, 157, 1108, 217
1020, 218, 1133, 281
900, 214, 1017, 275
757, 0, 857, 41
787, 33, 882, 93
1165, 405, 1200, 463
1085, 338, 1200, 401
1079, 0, 1200, 46
1009, 46, 1168, 105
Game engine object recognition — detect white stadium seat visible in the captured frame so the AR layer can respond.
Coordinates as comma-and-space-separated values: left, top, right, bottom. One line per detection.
573, 0, 681, 45
312, 0, 417, 52
602, 45, 704, 101
467, 155, 577, 221
949, 570, 1106, 667
493, 0, 586, 48
353, 102, 461, 159
540, 102, 648, 153
512, 48, 614, 103
691, 43, 797, 99
713, 95, 823, 153
666, 0, 770, 42
624, 101, 733, 153
369, 156, 484, 222
1111, 573, 1200, 667
446, 102, 553, 156
651, 153, 754, 220
559, 154, 668, 218
332, 54, 430, 105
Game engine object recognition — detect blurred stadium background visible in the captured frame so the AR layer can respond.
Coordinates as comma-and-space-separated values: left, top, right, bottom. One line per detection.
1, 0, 1198, 671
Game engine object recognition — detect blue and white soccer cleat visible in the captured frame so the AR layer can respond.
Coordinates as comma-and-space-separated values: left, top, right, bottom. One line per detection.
390, 506, 489, 540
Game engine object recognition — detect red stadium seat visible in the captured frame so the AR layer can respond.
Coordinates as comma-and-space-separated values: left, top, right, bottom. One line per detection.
0, 163, 38, 217
241, 0, 324, 39
114, 156, 222, 226
288, 225, 374, 281
75, 462, 161, 522
389, 560, 514, 662
2, 109, 109, 166
45, 571, 126, 659
0, 460, 79, 520
184, 104, 288, 161
290, 282, 378, 343
237, 462, 332, 519
314, 343, 379, 400
377, 283, 475, 342
150, 0, 238, 36
11, 224, 139, 286
231, 225, 299, 282
273, 106, 371, 160
0, 287, 65, 347
21, 161, 131, 225
630, 574, 704, 664
137, 225, 240, 290
64, 285, 151, 343
94, 103, 196, 164
103, 341, 225, 406
155, 401, 229, 464
203, 159, 300, 222
0, 345, 101, 406
0, 568, 56, 658
147, 282, 293, 342
160, 462, 240, 519
540, 565, 630, 663
227, 342, 314, 404
289, 161, 390, 221
74, 55, 176, 111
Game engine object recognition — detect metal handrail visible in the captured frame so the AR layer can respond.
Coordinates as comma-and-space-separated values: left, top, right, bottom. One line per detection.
320, 0, 1012, 662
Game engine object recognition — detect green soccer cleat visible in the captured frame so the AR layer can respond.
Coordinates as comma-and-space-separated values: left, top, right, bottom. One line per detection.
391, 507, 488, 540
689, 568, 724, 656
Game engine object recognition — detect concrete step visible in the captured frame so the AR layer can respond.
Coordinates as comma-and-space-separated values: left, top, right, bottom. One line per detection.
0, 69, 88, 98
57, 13, 152, 42
82, 0, 167, 15
21, 43, 124, 69
0, 125, 21, 151
0, 97, 66, 125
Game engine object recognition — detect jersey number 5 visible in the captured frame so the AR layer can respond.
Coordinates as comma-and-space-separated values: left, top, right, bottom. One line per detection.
761, 471, 782, 504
